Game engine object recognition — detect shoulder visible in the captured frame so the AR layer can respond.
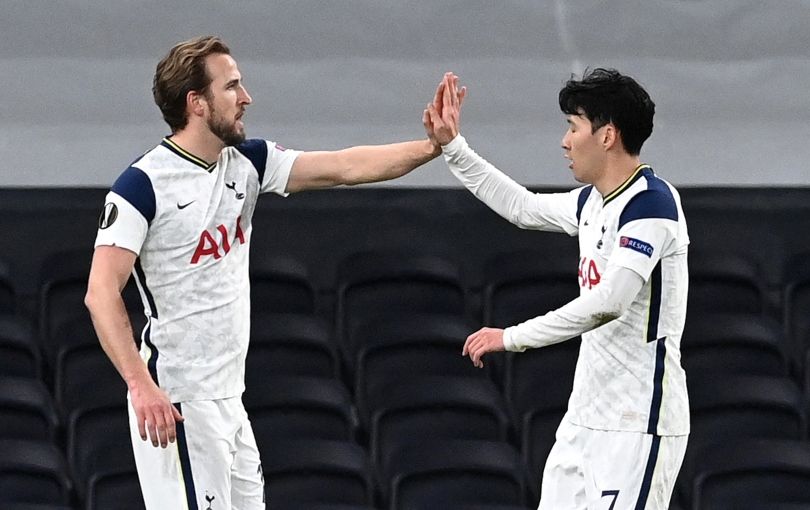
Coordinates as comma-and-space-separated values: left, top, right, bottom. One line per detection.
618, 172, 679, 229
110, 165, 156, 223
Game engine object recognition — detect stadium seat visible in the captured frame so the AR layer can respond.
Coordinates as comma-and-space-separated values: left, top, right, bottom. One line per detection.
783, 251, 810, 378
503, 337, 579, 420
0, 377, 59, 442
382, 438, 527, 510
259, 438, 373, 507
2, 504, 74, 510
482, 249, 580, 328
335, 251, 467, 368
0, 257, 16, 316
250, 254, 318, 316
54, 341, 126, 419
38, 249, 143, 367
352, 314, 484, 418
0, 439, 72, 506
0, 317, 40, 379
247, 313, 339, 381
65, 396, 132, 503
83, 458, 143, 510
243, 376, 358, 448
681, 313, 789, 381
677, 375, 807, 507
687, 251, 767, 316
521, 407, 567, 505
688, 439, 810, 510
365, 375, 512, 470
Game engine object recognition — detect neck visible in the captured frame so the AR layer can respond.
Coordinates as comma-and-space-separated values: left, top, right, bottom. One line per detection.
593, 152, 642, 197
168, 126, 224, 165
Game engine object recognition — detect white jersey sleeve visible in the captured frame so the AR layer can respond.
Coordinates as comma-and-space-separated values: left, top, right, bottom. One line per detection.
94, 166, 154, 255
610, 189, 680, 281
442, 135, 583, 235
503, 264, 644, 351
234, 139, 302, 196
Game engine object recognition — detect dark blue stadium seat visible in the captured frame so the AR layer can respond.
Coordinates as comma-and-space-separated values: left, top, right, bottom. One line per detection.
352, 314, 485, 419
482, 249, 580, 328
248, 313, 339, 380
0, 317, 41, 379
687, 251, 768, 316
677, 375, 807, 508
54, 341, 126, 420
0, 439, 72, 506
243, 375, 357, 448
681, 313, 789, 381
365, 375, 512, 470
0, 377, 59, 442
689, 439, 810, 510
335, 251, 467, 368
259, 438, 373, 508
0, 257, 16, 316
382, 439, 527, 510
783, 251, 810, 380
250, 254, 318, 316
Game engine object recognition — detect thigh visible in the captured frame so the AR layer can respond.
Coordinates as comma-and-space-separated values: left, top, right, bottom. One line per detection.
581, 430, 687, 510
129, 398, 234, 510
537, 418, 588, 510
230, 401, 265, 510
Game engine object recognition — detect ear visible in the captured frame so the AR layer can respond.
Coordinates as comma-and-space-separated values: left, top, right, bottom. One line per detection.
601, 123, 619, 151
186, 90, 207, 119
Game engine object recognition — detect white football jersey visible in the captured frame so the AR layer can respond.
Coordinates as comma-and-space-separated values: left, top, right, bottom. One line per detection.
95, 137, 301, 402
565, 165, 690, 435
442, 136, 690, 436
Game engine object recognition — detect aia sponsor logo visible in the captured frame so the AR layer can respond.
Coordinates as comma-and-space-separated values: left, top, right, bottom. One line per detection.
190, 216, 246, 264
578, 257, 601, 289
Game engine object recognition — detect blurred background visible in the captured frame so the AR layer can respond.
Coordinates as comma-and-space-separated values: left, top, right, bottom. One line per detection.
1, 0, 809, 187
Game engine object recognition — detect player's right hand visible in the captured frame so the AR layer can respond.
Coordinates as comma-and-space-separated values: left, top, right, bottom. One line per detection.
129, 377, 184, 448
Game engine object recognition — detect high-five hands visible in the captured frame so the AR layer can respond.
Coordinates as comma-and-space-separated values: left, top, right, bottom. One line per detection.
423, 72, 467, 147
462, 327, 506, 368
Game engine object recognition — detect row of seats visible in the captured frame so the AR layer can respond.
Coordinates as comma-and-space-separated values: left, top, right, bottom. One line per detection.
1, 249, 810, 384
3, 363, 810, 509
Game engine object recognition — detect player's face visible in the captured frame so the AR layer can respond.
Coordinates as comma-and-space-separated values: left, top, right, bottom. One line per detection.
561, 113, 608, 184
203, 53, 252, 146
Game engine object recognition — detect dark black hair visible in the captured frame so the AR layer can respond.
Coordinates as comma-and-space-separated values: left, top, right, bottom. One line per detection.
558, 68, 655, 155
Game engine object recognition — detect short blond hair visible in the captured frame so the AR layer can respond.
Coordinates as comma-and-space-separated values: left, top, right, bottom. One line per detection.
152, 36, 231, 133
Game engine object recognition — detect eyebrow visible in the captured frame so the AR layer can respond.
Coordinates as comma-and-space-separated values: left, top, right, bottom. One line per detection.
224, 78, 240, 88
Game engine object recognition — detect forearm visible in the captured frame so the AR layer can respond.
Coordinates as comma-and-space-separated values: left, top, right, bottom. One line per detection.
85, 287, 150, 389
340, 139, 439, 185
503, 266, 644, 351
442, 135, 573, 233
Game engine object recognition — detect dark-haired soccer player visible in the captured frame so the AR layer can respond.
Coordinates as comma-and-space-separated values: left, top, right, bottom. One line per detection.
425, 70, 689, 509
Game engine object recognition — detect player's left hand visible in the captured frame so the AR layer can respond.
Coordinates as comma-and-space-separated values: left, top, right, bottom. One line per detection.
462, 327, 505, 368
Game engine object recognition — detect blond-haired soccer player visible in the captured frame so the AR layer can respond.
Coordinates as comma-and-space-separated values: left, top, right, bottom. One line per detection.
85, 36, 454, 509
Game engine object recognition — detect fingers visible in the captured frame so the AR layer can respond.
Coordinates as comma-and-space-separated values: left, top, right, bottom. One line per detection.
463, 328, 486, 368
458, 85, 467, 108
136, 409, 147, 442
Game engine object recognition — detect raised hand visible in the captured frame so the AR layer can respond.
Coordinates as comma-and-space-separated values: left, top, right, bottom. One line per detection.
423, 72, 466, 146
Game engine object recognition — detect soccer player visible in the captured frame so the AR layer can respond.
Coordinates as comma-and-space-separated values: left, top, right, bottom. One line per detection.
84, 36, 455, 510
424, 70, 689, 509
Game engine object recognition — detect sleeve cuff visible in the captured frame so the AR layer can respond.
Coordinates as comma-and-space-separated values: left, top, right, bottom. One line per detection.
441, 134, 466, 159
502, 326, 520, 352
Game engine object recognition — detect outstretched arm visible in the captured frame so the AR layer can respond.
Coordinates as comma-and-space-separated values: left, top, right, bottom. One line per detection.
286, 139, 439, 193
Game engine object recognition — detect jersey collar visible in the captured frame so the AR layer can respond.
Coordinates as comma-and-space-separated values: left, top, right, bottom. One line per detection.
603, 164, 651, 205
161, 137, 217, 172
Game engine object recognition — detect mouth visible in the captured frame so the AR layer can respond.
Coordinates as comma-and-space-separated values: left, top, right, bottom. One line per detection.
564, 153, 573, 169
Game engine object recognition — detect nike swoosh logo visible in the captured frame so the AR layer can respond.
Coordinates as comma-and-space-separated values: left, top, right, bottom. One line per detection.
177, 201, 195, 209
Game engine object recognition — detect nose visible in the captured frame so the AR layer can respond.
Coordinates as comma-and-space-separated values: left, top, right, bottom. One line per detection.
239, 85, 252, 105
561, 131, 570, 150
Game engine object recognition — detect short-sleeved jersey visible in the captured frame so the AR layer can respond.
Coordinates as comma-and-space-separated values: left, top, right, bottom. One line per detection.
94, 137, 301, 402
567, 165, 690, 435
